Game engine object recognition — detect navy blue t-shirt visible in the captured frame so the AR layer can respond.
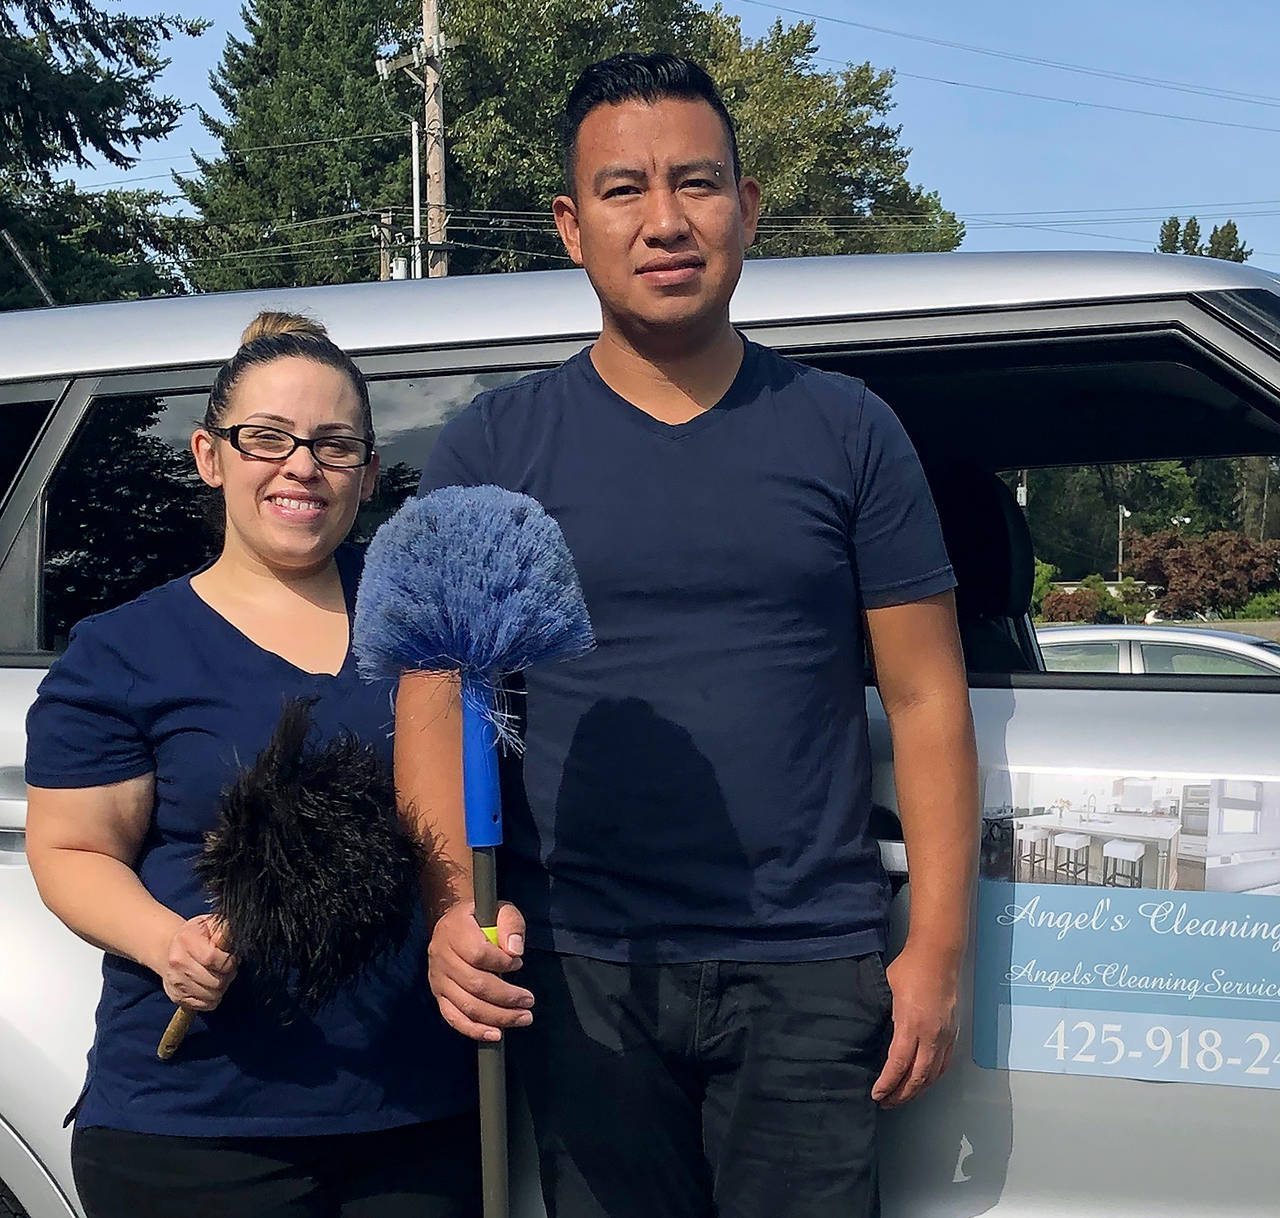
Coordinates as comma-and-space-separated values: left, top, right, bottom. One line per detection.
419, 340, 955, 963
25, 546, 475, 1136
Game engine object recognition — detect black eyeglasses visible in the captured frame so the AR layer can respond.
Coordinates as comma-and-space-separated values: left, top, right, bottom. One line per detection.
206, 424, 374, 469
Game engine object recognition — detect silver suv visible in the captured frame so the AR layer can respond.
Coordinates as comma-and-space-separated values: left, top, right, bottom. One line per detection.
4, 250, 1280, 1218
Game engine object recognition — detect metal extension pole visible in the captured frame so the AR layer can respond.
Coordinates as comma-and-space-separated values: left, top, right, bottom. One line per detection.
472, 845, 509, 1218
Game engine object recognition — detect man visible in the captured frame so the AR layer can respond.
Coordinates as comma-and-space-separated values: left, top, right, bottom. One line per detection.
398, 52, 978, 1218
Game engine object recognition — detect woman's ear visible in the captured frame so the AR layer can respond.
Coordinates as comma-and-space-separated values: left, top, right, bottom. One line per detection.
192, 428, 224, 489
360, 450, 381, 504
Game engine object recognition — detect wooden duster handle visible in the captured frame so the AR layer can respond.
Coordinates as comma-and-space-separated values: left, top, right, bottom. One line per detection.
157, 1007, 195, 1061
156, 922, 230, 1061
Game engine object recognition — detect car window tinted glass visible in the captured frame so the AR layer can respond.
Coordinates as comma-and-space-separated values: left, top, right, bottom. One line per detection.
40, 368, 529, 650
1040, 641, 1121, 673
1139, 642, 1277, 676
2, 395, 58, 506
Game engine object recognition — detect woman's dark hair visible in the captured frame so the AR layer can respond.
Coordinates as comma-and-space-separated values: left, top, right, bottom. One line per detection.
205, 311, 374, 444
561, 52, 741, 194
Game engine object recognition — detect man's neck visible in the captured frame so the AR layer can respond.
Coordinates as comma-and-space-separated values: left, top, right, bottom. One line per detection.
590, 317, 744, 425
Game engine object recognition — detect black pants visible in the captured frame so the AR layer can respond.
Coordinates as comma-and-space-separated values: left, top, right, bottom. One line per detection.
71, 1113, 481, 1218
508, 951, 893, 1218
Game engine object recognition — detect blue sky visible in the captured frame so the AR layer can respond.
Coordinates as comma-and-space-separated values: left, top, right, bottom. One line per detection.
72, 0, 1280, 270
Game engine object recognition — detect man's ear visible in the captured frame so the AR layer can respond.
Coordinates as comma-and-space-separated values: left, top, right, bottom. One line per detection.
553, 194, 585, 266
738, 176, 762, 246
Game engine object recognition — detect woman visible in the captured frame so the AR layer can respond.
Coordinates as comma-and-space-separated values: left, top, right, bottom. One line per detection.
25, 312, 479, 1218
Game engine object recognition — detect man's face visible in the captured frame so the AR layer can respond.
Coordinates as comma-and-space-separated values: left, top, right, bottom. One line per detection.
554, 97, 761, 337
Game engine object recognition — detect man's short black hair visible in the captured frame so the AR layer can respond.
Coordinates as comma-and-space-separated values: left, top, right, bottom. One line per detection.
561, 52, 741, 194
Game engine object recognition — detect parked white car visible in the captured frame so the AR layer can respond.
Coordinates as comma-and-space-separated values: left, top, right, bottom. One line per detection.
1038, 624, 1280, 675
4, 249, 1280, 1218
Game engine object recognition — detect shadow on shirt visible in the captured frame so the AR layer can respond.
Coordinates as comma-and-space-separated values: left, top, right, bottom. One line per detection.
512, 695, 750, 962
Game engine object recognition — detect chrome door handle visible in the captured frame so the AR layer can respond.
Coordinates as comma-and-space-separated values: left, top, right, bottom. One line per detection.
878, 839, 908, 876
0, 797, 27, 831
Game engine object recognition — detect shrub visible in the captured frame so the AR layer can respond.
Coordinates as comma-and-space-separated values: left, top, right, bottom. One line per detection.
1041, 587, 1105, 623
1236, 589, 1280, 620
1030, 558, 1058, 617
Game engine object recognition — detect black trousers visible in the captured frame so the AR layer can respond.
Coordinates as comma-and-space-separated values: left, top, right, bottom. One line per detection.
71, 1113, 481, 1218
508, 951, 893, 1218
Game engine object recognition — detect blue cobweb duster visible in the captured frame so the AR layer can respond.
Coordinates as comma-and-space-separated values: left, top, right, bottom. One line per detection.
353, 485, 594, 846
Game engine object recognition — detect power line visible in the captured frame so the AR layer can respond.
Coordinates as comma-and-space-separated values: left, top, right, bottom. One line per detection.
879, 65, 1280, 136
737, 0, 1280, 109
77, 130, 410, 190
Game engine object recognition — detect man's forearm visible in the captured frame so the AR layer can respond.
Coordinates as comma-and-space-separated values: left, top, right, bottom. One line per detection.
394, 670, 474, 910
885, 687, 979, 966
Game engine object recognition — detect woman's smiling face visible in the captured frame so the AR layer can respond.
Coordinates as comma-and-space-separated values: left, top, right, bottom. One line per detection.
192, 356, 379, 572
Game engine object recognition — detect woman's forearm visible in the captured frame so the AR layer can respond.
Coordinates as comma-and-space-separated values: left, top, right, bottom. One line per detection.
30, 845, 184, 974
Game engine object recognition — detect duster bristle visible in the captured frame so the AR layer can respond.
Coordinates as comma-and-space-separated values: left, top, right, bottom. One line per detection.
353, 485, 594, 684
196, 698, 437, 1015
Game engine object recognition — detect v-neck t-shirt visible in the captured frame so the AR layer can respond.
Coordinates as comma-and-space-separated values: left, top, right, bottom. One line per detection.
25, 545, 475, 1136
417, 341, 956, 964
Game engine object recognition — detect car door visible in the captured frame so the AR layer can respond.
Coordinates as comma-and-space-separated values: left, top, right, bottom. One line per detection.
762, 286, 1280, 1216
0, 347, 569, 1218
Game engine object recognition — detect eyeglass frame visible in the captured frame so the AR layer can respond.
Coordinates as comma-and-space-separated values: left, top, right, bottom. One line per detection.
204, 423, 375, 469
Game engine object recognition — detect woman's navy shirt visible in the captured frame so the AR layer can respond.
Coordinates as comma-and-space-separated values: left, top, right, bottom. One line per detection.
25, 546, 475, 1136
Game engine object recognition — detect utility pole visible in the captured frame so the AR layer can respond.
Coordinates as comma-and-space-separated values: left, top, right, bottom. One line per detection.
1117, 504, 1132, 581
375, 210, 393, 281
411, 119, 423, 279
374, 11, 457, 277
421, 0, 448, 277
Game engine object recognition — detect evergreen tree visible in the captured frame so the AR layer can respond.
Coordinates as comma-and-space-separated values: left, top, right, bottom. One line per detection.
179, 0, 961, 284
1155, 215, 1251, 263
1, 0, 204, 308
2, 0, 205, 181
1180, 216, 1203, 255
176, 0, 419, 291
1206, 219, 1251, 262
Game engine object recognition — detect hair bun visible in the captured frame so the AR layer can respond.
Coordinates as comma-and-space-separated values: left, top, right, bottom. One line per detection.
240, 310, 329, 346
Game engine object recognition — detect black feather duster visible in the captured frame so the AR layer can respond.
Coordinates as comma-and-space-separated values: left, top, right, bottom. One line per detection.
194, 697, 436, 1015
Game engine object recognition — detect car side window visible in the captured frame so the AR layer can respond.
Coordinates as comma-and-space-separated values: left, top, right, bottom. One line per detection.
1, 392, 60, 506
1139, 642, 1277, 677
1040, 641, 1121, 673
1014, 453, 1280, 684
39, 368, 529, 650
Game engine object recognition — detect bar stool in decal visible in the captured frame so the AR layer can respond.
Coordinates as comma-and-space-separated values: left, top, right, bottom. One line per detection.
1018, 826, 1051, 881
1102, 838, 1145, 888
1052, 832, 1091, 884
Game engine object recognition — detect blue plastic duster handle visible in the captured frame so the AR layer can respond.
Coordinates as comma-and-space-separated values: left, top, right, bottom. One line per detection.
462, 685, 502, 849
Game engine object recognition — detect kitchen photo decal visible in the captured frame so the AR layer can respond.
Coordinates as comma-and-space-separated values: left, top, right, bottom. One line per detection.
974, 767, 1280, 1090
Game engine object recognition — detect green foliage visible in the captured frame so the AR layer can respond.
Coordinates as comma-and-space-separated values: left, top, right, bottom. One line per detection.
175, 0, 420, 290
1, 0, 206, 181
1114, 576, 1153, 624
1030, 558, 1057, 617
706, 16, 962, 258
1, 0, 203, 309
1235, 588, 1280, 620
1155, 214, 1250, 262
1022, 458, 1248, 581
178, 0, 961, 284
0, 179, 183, 308
1206, 220, 1251, 262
